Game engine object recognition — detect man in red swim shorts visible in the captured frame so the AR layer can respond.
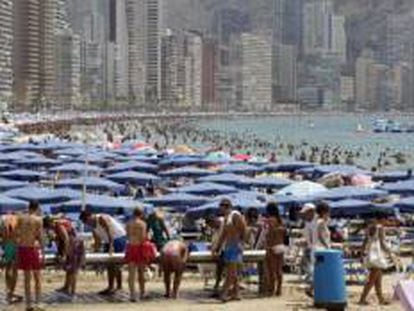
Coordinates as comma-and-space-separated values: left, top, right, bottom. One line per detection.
125, 208, 156, 301
16, 201, 44, 311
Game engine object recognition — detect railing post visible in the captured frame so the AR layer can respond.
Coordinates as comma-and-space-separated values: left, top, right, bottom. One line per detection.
257, 260, 265, 295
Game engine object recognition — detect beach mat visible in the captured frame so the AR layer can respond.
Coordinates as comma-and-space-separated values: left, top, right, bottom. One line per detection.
394, 280, 414, 311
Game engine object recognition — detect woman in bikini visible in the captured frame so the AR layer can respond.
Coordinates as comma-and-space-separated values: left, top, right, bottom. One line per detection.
262, 202, 286, 297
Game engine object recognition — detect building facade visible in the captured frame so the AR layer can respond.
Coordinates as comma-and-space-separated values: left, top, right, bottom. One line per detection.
13, 0, 57, 110
241, 33, 273, 111
0, 0, 13, 107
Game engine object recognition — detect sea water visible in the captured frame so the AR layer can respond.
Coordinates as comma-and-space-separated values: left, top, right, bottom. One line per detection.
197, 115, 414, 170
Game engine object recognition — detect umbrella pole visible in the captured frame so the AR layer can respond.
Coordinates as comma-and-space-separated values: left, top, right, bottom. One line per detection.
80, 141, 88, 233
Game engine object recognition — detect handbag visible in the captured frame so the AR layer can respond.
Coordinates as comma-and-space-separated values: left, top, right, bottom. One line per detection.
366, 239, 389, 269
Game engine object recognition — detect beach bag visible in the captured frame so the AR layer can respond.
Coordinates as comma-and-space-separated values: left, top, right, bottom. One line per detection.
366, 239, 388, 269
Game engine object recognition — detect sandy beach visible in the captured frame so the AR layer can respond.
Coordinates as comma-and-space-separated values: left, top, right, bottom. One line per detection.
0, 270, 402, 311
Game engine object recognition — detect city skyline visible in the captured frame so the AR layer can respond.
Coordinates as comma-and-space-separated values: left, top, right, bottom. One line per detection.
0, 0, 414, 112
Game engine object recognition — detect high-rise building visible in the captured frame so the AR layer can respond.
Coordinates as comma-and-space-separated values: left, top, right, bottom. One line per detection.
303, 0, 334, 56
388, 62, 413, 111
202, 38, 218, 110
273, 43, 297, 102
355, 50, 376, 110
272, 0, 304, 51
385, 14, 414, 65
145, 0, 162, 105
12, 0, 57, 110
340, 76, 355, 104
184, 31, 203, 108
126, 0, 146, 105
0, 0, 13, 106
161, 29, 185, 106
113, 0, 129, 100
241, 33, 273, 111
127, 0, 161, 107
55, 30, 81, 109
331, 15, 347, 64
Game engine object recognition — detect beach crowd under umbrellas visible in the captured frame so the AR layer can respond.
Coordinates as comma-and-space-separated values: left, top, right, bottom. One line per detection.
0, 118, 412, 310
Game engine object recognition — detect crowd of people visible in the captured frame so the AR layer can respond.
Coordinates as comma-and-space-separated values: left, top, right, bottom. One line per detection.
0, 197, 398, 310
70, 119, 410, 172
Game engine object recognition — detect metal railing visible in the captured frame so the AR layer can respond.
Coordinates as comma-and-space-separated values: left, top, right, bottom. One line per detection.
44, 250, 267, 293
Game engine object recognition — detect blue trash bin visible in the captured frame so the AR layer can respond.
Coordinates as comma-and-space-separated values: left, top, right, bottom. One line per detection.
314, 249, 347, 310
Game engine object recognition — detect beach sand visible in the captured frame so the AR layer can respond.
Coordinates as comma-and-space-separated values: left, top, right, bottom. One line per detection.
0, 270, 402, 311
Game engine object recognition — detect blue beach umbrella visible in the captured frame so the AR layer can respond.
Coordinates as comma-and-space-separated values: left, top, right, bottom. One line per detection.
160, 166, 214, 178
107, 171, 160, 185
56, 177, 124, 193
219, 163, 261, 175
49, 163, 103, 175
297, 165, 369, 179
120, 155, 160, 164
14, 158, 62, 168
186, 195, 268, 219
105, 161, 158, 174
278, 181, 327, 197
198, 173, 253, 186
0, 178, 28, 191
264, 161, 314, 173
55, 194, 140, 214
380, 180, 414, 196
71, 154, 112, 166
175, 182, 238, 196
144, 193, 209, 211
52, 188, 83, 200
0, 195, 28, 213
4, 186, 72, 204
316, 186, 388, 201
0, 169, 46, 181
394, 197, 414, 213
240, 176, 292, 189
159, 155, 205, 167
373, 171, 413, 183
329, 199, 374, 217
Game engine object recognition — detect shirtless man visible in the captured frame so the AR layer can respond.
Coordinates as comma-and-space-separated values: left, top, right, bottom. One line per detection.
80, 211, 127, 295
44, 216, 85, 296
212, 199, 247, 302
125, 208, 156, 301
16, 201, 44, 311
1, 213, 22, 304
160, 240, 188, 299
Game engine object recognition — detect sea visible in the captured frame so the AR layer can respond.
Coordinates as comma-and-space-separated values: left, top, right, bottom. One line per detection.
197, 115, 414, 170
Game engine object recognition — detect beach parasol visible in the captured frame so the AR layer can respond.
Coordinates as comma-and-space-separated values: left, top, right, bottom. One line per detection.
278, 181, 327, 197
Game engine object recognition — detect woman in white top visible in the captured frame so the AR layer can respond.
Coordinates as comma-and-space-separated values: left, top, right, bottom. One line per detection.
315, 202, 331, 250
359, 217, 392, 306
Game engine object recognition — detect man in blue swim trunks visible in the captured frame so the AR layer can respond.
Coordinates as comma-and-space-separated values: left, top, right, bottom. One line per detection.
212, 199, 246, 302
80, 211, 127, 295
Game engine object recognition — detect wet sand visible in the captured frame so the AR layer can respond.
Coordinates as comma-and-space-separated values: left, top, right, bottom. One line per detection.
0, 270, 402, 311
